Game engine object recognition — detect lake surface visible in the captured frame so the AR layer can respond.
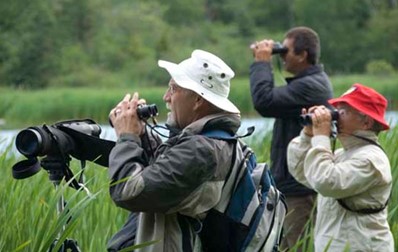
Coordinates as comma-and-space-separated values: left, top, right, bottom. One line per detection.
1, 111, 398, 157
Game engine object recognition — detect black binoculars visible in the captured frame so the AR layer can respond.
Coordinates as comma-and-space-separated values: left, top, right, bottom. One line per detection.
299, 110, 339, 126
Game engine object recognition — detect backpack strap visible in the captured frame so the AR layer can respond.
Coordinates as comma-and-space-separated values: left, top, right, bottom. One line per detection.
181, 129, 239, 237
201, 126, 255, 140
201, 129, 237, 140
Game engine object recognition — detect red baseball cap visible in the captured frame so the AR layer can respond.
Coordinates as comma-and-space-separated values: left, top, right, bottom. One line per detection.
328, 83, 389, 130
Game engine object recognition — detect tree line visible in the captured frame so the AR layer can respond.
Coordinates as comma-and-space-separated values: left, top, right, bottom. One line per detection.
0, 0, 397, 89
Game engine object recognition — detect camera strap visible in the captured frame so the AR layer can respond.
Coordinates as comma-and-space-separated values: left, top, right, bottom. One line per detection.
330, 121, 338, 153
337, 134, 390, 214
337, 197, 390, 214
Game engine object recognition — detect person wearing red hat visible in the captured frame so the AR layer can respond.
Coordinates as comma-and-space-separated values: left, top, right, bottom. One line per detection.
287, 83, 394, 251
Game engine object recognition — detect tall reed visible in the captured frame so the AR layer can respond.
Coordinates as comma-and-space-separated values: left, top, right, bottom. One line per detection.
0, 125, 397, 251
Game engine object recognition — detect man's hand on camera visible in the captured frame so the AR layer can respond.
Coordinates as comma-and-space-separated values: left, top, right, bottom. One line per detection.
109, 92, 146, 138
251, 39, 274, 62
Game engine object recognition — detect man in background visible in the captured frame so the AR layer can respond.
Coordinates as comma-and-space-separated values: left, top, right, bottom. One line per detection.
249, 26, 333, 250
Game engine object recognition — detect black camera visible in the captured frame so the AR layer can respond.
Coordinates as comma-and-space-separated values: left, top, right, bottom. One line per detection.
13, 119, 115, 180
299, 109, 339, 126
272, 42, 288, 55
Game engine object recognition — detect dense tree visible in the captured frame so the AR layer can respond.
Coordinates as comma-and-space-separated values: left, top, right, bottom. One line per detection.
0, 0, 396, 88
366, 9, 398, 68
294, 0, 373, 73
0, 1, 59, 88
248, 0, 293, 31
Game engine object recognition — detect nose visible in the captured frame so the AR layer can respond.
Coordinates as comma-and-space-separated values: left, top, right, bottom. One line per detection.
163, 88, 171, 102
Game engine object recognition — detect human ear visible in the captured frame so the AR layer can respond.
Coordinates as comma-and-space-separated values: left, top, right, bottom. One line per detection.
297, 50, 307, 62
192, 94, 204, 111
363, 117, 375, 130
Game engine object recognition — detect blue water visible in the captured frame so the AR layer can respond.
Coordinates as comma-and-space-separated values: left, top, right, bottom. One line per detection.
2, 111, 398, 157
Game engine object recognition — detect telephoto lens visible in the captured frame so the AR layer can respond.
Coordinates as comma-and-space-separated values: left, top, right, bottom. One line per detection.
299, 109, 339, 126
15, 126, 74, 157
15, 119, 101, 158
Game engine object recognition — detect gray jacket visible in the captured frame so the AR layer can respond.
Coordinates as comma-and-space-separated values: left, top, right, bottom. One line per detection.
108, 113, 241, 252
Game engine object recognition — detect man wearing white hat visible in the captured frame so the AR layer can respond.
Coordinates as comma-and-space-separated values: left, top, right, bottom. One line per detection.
107, 50, 241, 251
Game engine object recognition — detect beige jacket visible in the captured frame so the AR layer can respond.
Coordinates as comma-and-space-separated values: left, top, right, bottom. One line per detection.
287, 130, 394, 252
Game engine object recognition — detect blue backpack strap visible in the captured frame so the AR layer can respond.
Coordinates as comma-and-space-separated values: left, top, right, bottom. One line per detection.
201, 126, 255, 140
201, 129, 237, 140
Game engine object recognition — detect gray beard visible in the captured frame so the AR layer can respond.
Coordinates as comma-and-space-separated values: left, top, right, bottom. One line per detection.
166, 113, 177, 128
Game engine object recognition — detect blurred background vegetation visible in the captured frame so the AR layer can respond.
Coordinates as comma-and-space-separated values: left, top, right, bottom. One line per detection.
1, 0, 397, 90
1, 0, 398, 127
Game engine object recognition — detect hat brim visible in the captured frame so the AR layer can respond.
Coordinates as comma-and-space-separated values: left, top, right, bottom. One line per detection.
158, 60, 240, 114
328, 97, 390, 130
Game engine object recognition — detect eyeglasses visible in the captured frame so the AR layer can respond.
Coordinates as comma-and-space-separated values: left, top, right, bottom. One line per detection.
167, 84, 181, 95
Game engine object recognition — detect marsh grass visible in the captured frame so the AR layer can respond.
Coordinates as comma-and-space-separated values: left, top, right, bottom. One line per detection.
0, 87, 166, 128
0, 155, 127, 251
1, 73, 397, 128
0, 126, 397, 251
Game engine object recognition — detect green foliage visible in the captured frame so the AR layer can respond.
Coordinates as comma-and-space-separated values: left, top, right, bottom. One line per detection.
162, 0, 205, 25
294, 0, 373, 73
365, 60, 395, 75
0, 1, 59, 88
248, 0, 293, 30
1, 0, 398, 88
366, 9, 398, 68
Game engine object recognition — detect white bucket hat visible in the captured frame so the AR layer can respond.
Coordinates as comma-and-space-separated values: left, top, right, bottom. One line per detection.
158, 49, 240, 114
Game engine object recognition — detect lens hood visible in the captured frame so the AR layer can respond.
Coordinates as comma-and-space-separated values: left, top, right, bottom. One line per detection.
12, 158, 41, 179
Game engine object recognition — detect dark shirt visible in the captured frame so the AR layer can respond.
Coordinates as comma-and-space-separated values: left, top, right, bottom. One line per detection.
250, 61, 333, 195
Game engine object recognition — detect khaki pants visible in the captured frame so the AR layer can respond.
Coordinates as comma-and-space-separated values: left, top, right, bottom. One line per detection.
281, 194, 316, 252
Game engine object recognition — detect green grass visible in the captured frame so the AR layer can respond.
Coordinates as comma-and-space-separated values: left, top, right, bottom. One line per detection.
0, 156, 124, 251
0, 125, 397, 251
0, 87, 167, 129
1, 73, 397, 129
